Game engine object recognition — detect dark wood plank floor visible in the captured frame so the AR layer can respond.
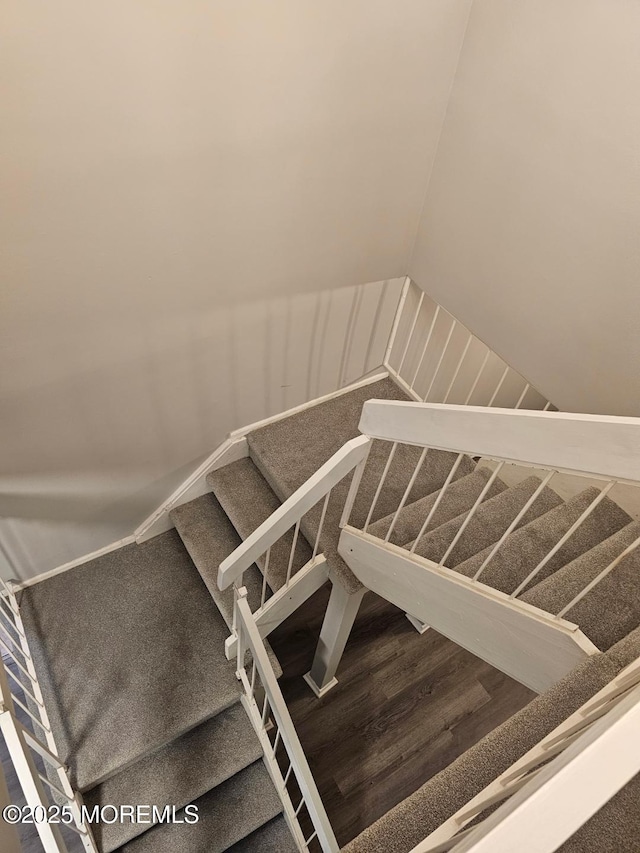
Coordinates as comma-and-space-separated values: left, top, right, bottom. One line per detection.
270, 586, 536, 847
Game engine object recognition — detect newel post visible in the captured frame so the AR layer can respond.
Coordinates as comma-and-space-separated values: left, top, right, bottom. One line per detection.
303, 579, 366, 698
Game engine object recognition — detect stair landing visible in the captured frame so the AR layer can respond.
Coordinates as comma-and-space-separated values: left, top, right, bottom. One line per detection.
19, 530, 240, 792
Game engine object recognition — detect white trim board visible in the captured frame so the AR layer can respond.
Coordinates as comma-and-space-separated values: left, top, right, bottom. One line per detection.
15, 369, 390, 590
340, 527, 597, 694
134, 368, 389, 544
384, 364, 423, 402
134, 436, 249, 544
13, 536, 137, 591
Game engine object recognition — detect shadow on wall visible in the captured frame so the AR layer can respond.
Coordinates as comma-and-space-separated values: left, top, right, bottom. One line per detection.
0, 278, 404, 581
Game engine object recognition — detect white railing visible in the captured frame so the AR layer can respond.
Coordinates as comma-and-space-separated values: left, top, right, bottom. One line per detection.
234, 588, 339, 853
217, 435, 372, 659
411, 655, 640, 853
351, 402, 640, 625
217, 397, 640, 848
385, 279, 553, 412
0, 577, 97, 853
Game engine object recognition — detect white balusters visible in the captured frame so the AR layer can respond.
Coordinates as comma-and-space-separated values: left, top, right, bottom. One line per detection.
285, 520, 301, 587
488, 364, 510, 406
261, 547, 271, 608
0, 587, 98, 852
556, 533, 640, 618
385, 448, 428, 543
438, 464, 506, 567
233, 589, 339, 852
473, 470, 556, 582
463, 349, 490, 405
515, 382, 531, 409
364, 442, 398, 532
409, 453, 467, 554
397, 291, 425, 377
313, 491, 331, 559
385, 283, 551, 410
423, 317, 456, 402
410, 304, 441, 390
442, 332, 473, 403
510, 482, 617, 598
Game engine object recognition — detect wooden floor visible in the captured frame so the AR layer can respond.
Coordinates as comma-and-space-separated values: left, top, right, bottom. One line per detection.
2, 593, 535, 852
270, 586, 536, 848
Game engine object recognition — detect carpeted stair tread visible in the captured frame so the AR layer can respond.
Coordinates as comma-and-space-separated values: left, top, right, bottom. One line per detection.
20, 531, 241, 792
207, 457, 313, 591
407, 477, 563, 568
455, 487, 632, 595
170, 493, 264, 626
523, 522, 640, 651
170, 493, 283, 678
348, 442, 476, 530
367, 467, 507, 546
248, 377, 474, 592
118, 760, 283, 853
226, 815, 298, 852
600, 624, 640, 671
85, 704, 262, 852
247, 377, 409, 593
343, 651, 623, 853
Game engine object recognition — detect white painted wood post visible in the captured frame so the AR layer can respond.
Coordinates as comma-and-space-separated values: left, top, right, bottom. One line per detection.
405, 613, 431, 634
304, 580, 366, 698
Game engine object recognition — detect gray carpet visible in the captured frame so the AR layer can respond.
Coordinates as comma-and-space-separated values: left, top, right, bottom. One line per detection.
208, 457, 313, 590
170, 493, 264, 625
455, 488, 632, 594
522, 522, 640, 651
170, 492, 283, 677
226, 815, 299, 852
344, 627, 640, 853
408, 476, 563, 566
367, 467, 507, 546
248, 377, 475, 592
20, 531, 241, 792
118, 760, 283, 853
84, 704, 262, 852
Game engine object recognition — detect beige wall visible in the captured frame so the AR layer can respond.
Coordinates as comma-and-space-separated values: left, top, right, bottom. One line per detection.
410, 0, 640, 416
0, 278, 403, 580
0, 1, 473, 579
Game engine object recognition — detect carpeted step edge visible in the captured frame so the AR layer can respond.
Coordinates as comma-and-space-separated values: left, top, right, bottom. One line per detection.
170, 494, 283, 678
226, 814, 298, 852
367, 467, 507, 546
118, 759, 284, 853
455, 488, 633, 595
207, 458, 313, 592
84, 703, 263, 853
406, 476, 563, 567
522, 522, 640, 651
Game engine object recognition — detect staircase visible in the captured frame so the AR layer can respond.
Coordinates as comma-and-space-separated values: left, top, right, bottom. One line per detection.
11, 376, 413, 853
17, 530, 297, 853
6, 371, 640, 852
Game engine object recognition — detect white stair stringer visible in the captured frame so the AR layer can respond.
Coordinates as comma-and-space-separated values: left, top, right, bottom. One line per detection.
339, 527, 599, 694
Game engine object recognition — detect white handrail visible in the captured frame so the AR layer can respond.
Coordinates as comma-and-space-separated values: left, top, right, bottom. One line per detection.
235, 590, 339, 852
218, 435, 372, 589
359, 401, 640, 483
